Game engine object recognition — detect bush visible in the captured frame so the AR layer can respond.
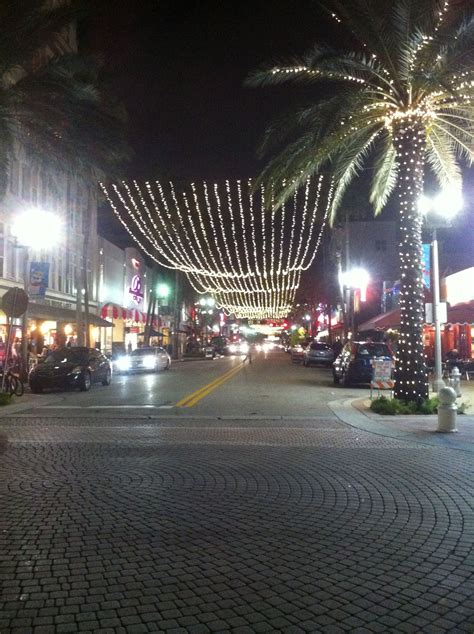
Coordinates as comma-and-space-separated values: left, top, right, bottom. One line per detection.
0, 393, 12, 406
370, 396, 439, 415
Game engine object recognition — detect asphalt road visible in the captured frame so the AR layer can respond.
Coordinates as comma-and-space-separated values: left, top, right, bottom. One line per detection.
14, 350, 365, 418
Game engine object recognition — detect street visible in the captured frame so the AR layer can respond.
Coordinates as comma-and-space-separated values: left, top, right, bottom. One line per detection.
1, 351, 474, 633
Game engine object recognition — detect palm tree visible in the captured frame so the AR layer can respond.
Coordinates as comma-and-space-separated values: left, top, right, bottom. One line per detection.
248, 0, 473, 403
0, 0, 128, 195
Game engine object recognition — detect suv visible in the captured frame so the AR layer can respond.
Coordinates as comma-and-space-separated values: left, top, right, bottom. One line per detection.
333, 341, 392, 386
303, 342, 334, 367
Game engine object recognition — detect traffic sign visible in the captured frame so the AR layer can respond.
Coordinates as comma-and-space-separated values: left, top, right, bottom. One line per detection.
2, 287, 28, 318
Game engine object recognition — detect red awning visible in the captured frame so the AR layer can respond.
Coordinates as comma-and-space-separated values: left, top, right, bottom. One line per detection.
445, 300, 474, 325
358, 300, 474, 332
100, 303, 146, 323
358, 308, 401, 331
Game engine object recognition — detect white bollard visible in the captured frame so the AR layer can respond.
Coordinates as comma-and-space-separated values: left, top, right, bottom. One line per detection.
437, 386, 458, 433
449, 366, 462, 397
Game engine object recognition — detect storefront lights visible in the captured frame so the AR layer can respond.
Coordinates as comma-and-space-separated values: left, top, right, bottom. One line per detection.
156, 283, 170, 298
12, 207, 62, 248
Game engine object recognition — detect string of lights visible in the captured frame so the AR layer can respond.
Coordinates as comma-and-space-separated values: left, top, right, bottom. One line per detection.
101, 178, 332, 319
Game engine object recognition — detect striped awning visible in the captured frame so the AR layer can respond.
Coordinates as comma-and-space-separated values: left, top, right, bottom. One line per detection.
100, 303, 146, 323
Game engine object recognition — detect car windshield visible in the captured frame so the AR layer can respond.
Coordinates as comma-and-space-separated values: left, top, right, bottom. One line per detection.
44, 349, 88, 364
310, 343, 329, 351
131, 349, 157, 357
357, 343, 390, 357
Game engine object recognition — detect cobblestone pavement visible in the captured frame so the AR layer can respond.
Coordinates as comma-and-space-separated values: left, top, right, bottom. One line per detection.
1, 416, 474, 633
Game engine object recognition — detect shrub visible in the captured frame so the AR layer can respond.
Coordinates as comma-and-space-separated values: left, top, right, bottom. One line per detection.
0, 393, 12, 406
370, 396, 440, 415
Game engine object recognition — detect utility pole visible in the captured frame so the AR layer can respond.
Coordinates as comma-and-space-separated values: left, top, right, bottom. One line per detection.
172, 269, 180, 359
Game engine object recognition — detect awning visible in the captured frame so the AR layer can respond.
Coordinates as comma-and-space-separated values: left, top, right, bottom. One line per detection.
358, 308, 401, 331
27, 303, 113, 327
358, 300, 474, 332
445, 300, 474, 325
100, 303, 146, 323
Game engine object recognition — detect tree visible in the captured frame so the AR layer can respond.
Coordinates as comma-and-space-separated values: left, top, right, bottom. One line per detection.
248, 0, 473, 403
0, 0, 128, 195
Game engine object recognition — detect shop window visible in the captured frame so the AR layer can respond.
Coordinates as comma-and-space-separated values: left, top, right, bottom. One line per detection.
10, 159, 20, 195
0, 237, 4, 277
21, 163, 31, 200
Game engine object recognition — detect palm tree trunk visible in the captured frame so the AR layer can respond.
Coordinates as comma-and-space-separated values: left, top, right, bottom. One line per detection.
393, 119, 429, 403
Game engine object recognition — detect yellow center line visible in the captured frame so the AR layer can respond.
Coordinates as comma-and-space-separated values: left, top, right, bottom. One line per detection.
176, 363, 244, 408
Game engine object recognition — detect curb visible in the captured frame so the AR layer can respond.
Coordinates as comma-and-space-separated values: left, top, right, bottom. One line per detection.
328, 397, 474, 453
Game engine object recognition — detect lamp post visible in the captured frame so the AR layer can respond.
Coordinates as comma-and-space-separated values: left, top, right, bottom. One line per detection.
11, 207, 62, 378
419, 186, 463, 392
339, 268, 370, 340
156, 283, 170, 347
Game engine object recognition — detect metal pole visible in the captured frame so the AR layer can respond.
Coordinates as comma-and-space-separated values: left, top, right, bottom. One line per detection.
20, 247, 29, 380
432, 228, 445, 392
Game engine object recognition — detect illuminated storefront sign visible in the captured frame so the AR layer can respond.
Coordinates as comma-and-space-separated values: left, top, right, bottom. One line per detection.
129, 274, 143, 305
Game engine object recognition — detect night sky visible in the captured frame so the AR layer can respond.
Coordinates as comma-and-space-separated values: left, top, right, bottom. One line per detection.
84, 1, 472, 282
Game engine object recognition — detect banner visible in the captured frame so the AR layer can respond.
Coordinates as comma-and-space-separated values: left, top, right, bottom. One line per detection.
29, 262, 49, 298
421, 244, 431, 289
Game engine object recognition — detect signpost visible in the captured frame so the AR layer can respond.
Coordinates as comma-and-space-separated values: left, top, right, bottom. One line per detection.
1, 288, 29, 391
370, 358, 394, 398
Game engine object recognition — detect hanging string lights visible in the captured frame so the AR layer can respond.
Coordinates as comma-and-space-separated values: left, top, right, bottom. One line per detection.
101, 177, 333, 319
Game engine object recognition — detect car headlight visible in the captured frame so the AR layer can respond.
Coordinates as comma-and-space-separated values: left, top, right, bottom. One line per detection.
240, 342, 249, 353
229, 344, 237, 353
143, 355, 156, 368
116, 357, 131, 371
263, 343, 272, 352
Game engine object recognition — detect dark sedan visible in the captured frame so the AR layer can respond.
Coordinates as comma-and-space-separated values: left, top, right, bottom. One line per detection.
29, 347, 112, 393
333, 341, 393, 386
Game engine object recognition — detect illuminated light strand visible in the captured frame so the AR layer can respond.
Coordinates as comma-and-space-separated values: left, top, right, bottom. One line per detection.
102, 178, 331, 318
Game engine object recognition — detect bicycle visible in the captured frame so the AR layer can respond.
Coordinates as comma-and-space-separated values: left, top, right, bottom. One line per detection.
0, 369, 24, 397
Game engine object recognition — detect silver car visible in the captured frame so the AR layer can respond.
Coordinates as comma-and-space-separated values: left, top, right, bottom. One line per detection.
122, 347, 171, 373
303, 342, 334, 367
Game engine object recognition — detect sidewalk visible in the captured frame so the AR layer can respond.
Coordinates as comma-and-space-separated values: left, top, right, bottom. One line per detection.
330, 379, 474, 453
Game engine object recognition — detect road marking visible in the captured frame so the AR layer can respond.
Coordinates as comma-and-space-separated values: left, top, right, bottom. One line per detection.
176, 364, 244, 408
41, 405, 173, 410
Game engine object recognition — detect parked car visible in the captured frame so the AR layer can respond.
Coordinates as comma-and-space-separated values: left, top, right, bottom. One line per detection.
29, 347, 112, 393
333, 341, 393, 386
303, 342, 334, 367
118, 346, 171, 373
290, 342, 309, 363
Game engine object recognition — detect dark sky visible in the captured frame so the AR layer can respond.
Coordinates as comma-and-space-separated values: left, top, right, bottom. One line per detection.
83, 1, 472, 281
84, 0, 324, 181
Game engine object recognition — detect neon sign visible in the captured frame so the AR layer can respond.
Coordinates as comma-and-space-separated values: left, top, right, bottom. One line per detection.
129, 274, 143, 304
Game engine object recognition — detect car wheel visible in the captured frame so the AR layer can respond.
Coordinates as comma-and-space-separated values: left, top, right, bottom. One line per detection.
102, 369, 112, 386
333, 372, 340, 385
165, 359, 170, 370
80, 371, 92, 392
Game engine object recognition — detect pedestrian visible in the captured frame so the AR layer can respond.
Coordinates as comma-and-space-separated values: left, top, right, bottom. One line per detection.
127, 341, 132, 354
243, 343, 252, 364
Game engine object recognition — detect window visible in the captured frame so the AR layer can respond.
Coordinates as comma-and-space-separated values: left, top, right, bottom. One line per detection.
21, 164, 32, 200
10, 160, 20, 195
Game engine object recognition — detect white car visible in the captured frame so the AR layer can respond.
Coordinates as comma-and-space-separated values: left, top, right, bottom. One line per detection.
116, 347, 171, 373
228, 341, 249, 355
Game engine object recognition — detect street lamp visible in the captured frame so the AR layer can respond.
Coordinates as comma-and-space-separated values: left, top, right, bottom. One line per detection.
11, 207, 62, 377
419, 185, 463, 392
339, 267, 370, 338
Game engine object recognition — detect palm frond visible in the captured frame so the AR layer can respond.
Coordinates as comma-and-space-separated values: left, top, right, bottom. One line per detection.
370, 132, 398, 214
425, 126, 462, 188
329, 125, 382, 222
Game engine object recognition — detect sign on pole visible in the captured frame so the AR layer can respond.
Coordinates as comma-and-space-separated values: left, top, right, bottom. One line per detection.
2, 287, 28, 318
